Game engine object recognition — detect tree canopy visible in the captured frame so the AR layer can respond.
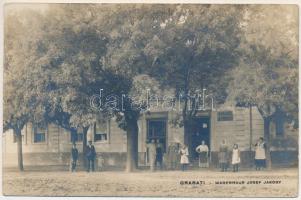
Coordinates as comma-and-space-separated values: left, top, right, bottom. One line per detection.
4, 4, 298, 171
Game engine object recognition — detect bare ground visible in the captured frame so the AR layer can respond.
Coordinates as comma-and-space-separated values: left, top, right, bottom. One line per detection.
2, 168, 298, 197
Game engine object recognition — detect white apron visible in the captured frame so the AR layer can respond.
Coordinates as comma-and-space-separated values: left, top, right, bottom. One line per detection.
232, 149, 240, 165
180, 148, 189, 164
255, 143, 266, 160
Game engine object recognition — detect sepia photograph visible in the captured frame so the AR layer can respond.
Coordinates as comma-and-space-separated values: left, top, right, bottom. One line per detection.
2, 2, 299, 197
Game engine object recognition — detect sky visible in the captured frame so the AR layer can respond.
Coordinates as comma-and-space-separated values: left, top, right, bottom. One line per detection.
4, 3, 49, 15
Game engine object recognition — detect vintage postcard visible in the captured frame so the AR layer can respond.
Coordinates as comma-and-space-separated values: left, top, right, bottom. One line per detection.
2, 1, 299, 198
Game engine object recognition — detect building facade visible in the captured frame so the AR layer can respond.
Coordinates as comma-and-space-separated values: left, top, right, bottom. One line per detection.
3, 106, 298, 170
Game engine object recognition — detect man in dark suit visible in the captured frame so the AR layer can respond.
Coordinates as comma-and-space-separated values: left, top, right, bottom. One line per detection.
71, 143, 79, 172
155, 139, 164, 170
86, 141, 96, 172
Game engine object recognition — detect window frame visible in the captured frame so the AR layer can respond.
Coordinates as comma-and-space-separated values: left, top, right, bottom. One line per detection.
32, 125, 48, 144
217, 111, 234, 122
146, 118, 167, 140
93, 119, 110, 143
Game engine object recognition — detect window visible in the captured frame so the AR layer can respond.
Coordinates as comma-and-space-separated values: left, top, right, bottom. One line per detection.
147, 119, 166, 140
217, 111, 233, 121
34, 127, 46, 143
70, 132, 84, 143
94, 120, 108, 142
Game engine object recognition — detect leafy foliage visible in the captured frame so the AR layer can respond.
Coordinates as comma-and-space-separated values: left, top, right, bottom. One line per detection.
228, 5, 298, 120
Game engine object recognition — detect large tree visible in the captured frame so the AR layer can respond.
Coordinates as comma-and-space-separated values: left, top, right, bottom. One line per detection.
4, 5, 124, 169
19, 4, 134, 166
4, 9, 47, 171
100, 4, 175, 171
41, 4, 160, 171
227, 5, 298, 168
141, 5, 244, 154
4, 4, 162, 172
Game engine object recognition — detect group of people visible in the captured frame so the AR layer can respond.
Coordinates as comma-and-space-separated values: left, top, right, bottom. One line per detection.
178, 137, 267, 172
69, 137, 267, 172
70, 141, 96, 172
217, 140, 241, 172
217, 137, 267, 172
147, 139, 164, 171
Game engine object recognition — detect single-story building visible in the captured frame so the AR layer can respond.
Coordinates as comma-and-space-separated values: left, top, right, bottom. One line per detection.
3, 105, 298, 170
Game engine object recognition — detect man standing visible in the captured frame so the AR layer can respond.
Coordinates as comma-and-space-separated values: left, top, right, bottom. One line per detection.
71, 143, 79, 172
155, 139, 164, 170
167, 142, 179, 170
196, 140, 209, 168
218, 139, 229, 172
86, 141, 96, 172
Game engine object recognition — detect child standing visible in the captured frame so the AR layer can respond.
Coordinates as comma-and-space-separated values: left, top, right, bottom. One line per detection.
254, 137, 266, 170
231, 144, 240, 172
179, 144, 189, 171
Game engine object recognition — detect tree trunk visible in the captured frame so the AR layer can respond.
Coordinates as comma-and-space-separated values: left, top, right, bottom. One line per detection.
14, 128, 24, 171
126, 120, 139, 172
71, 129, 77, 145
263, 117, 272, 169
82, 127, 89, 169
183, 120, 192, 156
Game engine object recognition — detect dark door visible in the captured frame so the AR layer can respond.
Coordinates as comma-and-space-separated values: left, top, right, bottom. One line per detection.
191, 117, 210, 159
147, 118, 167, 152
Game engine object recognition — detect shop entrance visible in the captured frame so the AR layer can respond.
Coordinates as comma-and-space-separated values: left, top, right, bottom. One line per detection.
146, 118, 167, 164
190, 117, 210, 159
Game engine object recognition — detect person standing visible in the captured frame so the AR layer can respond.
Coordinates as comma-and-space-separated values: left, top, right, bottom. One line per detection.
195, 140, 209, 168
71, 143, 79, 172
147, 139, 157, 172
167, 142, 179, 170
179, 144, 189, 171
155, 139, 164, 170
218, 139, 228, 172
86, 141, 96, 172
254, 137, 266, 170
231, 144, 240, 172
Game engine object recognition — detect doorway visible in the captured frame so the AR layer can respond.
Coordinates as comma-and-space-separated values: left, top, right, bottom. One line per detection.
146, 118, 167, 151
146, 118, 167, 164
190, 117, 210, 159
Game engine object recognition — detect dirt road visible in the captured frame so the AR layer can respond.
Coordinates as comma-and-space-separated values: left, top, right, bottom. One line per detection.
2, 168, 298, 197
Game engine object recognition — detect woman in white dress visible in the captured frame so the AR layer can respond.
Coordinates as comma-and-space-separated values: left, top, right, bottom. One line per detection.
231, 144, 240, 172
195, 140, 209, 168
254, 137, 266, 170
179, 144, 189, 171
